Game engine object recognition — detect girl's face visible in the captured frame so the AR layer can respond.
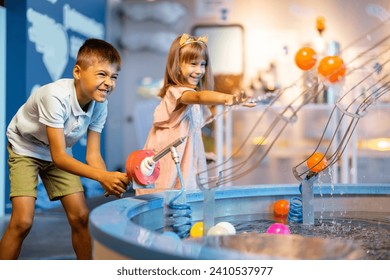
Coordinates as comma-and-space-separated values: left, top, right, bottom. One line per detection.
180, 58, 206, 87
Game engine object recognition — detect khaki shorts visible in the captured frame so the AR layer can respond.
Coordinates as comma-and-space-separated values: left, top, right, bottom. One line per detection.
8, 143, 84, 201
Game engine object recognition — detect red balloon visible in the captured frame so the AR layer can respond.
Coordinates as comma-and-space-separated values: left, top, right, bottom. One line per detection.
317, 55, 346, 83
295, 47, 317, 70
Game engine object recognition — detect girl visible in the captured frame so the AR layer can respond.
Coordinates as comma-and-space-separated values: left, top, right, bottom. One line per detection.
136, 33, 251, 195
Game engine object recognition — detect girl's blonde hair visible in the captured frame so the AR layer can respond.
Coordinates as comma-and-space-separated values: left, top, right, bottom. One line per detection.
158, 35, 214, 97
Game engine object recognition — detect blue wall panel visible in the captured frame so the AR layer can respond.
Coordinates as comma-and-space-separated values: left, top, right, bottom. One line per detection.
0, 6, 6, 217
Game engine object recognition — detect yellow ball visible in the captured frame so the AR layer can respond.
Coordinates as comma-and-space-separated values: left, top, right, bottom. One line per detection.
190, 221, 204, 238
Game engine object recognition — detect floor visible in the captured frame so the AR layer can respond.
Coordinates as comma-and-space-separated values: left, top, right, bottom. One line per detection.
0, 191, 135, 260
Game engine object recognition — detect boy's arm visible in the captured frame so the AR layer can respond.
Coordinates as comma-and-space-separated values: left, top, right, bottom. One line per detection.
46, 126, 128, 197
85, 129, 106, 170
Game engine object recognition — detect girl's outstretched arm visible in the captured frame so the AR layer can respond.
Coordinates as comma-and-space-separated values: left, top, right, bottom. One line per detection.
180, 90, 255, 107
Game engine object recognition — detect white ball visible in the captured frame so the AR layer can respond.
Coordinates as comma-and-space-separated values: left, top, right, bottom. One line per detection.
207, 225, 229, 236
216, 222, 236, 235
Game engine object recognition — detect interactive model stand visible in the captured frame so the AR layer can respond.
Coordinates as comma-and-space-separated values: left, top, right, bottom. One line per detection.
125, 137, 186, 189
123, 136, 192, 238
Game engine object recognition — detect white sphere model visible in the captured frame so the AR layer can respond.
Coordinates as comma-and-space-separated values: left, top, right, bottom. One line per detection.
207, 225, 229, 236
216, 222, 236, 235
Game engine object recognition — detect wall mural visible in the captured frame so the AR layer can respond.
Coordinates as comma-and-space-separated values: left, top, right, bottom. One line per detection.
26, 1, 105, 85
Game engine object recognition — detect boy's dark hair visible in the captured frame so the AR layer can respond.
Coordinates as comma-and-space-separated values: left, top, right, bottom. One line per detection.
76, 38, 121, 71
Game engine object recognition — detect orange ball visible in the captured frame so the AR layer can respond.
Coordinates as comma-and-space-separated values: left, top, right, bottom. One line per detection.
273, 199, 290, 216
295, 47, 317, 70
316, 16, 326, 33
307, 152, 328, 173
317, 55, 346, 83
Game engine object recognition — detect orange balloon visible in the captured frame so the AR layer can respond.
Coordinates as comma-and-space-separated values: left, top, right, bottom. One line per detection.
295, 47, 317, 70
273, 199, 290, 216
317, 56, 346, 83
307, 152, 328, 173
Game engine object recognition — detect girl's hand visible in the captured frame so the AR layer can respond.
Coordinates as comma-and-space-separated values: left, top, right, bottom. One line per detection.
241, 100, 257, 108
226, 91, 256, 108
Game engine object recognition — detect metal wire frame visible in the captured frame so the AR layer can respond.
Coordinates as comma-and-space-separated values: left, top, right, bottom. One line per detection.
197, 18, 390, 189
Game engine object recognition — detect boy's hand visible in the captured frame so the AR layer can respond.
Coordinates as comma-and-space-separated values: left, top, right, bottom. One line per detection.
100, 171, 129, 198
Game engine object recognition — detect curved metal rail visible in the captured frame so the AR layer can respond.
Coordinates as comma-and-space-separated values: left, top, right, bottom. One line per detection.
196, 18, 390, 189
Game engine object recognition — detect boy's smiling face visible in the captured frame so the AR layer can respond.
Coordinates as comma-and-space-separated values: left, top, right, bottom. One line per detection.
73, 59, 119, 107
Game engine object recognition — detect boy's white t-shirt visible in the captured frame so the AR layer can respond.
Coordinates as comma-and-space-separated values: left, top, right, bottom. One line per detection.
7, 79, 107, 161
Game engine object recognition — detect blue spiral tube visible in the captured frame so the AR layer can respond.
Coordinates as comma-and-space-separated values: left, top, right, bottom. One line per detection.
167, 190, 192, 238
165, 154, 192, 238
288, 183, 303, 223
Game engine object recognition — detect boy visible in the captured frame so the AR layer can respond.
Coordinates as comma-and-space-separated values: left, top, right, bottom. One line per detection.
0, 38, 129, 259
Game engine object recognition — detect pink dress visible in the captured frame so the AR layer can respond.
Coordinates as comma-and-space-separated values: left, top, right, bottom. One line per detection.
136, 86, 211, 195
